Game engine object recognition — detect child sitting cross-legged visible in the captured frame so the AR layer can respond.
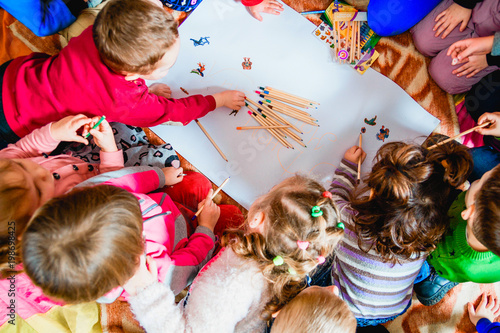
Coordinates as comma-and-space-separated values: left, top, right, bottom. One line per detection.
0, 0, 245, 147
21, 165, 244, 304
310, 139, 472, 329
270, 285, 356, 333
121, 175, 345, 333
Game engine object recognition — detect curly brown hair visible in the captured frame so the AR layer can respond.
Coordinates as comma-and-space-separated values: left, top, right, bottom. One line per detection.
351, 138, 472, 263
221, 175, 344, 320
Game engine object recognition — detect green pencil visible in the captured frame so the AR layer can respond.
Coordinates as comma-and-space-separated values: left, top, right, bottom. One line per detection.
84, 116, 106, 138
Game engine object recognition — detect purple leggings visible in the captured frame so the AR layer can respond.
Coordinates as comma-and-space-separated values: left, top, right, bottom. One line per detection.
411, 0, 500, 94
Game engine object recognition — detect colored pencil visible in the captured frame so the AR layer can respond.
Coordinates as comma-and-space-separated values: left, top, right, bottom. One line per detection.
248, 103, 298, 143
357, 133, 362, 182
263, 102, 319, 126
300, 10, 325, 15
247, 98, 302, 134
247, 105, 292, 148
192, 177, 230, 220
263, 98, 311, 116
427, 122, 492, 150
236, 125, 291, 130
258, 93, 310, 109
357, 21, 361, 59
262, 86, 320, 105
195, 119, 228, 162
84, 115, 106, 138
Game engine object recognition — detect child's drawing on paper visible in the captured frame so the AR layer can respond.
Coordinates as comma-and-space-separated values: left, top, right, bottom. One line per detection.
180, 87, 189, 95
364, 115, 377, 126
376, 126, 390, 141
242, 58, 252, 70
190, 63, 206, 77
229, 109, 239, 116
361, 127, 366, 133
190, 37, 210, 46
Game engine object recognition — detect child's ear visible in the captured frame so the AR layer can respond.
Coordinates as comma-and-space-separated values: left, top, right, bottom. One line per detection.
461, 204, 475, 221
249, 211, 265, 230
123, 72, 141, 81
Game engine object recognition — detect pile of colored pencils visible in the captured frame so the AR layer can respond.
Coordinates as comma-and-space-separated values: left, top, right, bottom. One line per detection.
239, 86, 319, 149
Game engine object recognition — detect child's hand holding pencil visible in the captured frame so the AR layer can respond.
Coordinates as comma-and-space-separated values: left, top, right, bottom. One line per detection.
197, 189, 221, 232
82, 116, 118, 153
343, 145, 366, 176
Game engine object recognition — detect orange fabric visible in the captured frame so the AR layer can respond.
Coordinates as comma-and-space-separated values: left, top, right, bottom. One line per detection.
0, 9, 32, 64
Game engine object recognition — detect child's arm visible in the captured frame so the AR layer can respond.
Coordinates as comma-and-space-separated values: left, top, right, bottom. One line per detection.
329, 146, 366, 206
125, 89, 245, 127
0, 115, 90, 159
468, 293, 500, 332
161, 190, 219, 294
243, 0, 284, 22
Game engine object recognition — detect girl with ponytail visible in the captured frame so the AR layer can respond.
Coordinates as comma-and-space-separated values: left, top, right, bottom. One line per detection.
123, 175, 345, 333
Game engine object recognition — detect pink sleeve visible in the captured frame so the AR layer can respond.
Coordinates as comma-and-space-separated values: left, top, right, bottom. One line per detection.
242, 0, 264, 6
99, 150, 125, 173
0, 123, 59, 159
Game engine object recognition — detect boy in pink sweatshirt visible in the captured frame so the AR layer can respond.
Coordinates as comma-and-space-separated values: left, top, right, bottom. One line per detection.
0, 0, 245, 146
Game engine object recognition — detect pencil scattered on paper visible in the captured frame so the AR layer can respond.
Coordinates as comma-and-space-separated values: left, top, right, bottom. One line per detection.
239, 86, 320, 149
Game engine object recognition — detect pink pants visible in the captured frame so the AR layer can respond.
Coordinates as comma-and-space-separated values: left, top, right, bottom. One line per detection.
411, 0, 500, 94
163, 171, 245, 240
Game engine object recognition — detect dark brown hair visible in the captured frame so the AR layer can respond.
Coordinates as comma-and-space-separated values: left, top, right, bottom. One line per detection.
93, 0, 179, 75
221, 175, 344, 320
22, 185, 144, 303
473, 164, 500, 256
271, 287, 356, 333
351, 138, 472, 262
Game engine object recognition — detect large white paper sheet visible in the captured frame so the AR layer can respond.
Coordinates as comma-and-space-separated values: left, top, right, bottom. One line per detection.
151, 0, 440, 209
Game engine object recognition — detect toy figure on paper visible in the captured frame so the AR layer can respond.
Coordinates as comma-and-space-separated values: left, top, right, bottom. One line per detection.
190, 63, 206, 77
242, 58, 252, 70
190, 37, 210, 47
376, 125, 390, 141
364, 115, 377, 126
361, 127, 366, 133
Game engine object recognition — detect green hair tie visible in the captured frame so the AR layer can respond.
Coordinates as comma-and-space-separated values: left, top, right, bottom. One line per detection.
336, 222, 345, 230
311, 206, 323, 217
273, 256, 284, 266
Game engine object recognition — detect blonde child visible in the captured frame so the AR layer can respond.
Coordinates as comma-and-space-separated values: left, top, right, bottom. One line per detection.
21, 166, 243, 304
117, 175, 345, 333
0, 0, 245, 147
271, 285, 356, 333
317, 140, 472, 328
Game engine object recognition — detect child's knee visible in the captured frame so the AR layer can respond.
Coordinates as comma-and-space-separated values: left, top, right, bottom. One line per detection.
428, 59, 471, 94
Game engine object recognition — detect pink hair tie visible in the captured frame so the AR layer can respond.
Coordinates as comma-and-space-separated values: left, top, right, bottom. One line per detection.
317, 256, 326, 264
297, 240, 309, 250
322, 191, 332, 199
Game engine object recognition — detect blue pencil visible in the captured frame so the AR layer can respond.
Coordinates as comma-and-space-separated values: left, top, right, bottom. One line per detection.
300, 10, 325, 15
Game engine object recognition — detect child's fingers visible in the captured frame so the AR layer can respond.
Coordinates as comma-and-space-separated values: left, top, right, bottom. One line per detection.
467, 301, 476, 316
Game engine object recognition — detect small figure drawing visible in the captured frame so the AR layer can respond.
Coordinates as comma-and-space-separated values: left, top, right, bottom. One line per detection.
229, 109, 239, 116
361, 127, 366, 133
376, 125, 390, 142
364, 115, 377, 126
190, 37, 210, 47
190, 63, 206, 77
180, 87, 189, 95
242, 57, 252, 70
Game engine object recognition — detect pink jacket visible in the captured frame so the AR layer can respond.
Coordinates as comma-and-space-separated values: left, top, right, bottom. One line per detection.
78, 167, 215, 301
0, 122, 124, 197
2, 26, 216, 139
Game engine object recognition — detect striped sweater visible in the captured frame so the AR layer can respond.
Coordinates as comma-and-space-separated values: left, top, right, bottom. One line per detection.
329, 159, 426, 320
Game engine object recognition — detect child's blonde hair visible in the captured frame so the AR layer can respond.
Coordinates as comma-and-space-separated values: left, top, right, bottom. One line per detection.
22, 185, 144, 303
352, 138, 472, 262
221, 175, 344, 320
93, 0, 179, 75
271, 286, 356, 333
0, 159, 35, 277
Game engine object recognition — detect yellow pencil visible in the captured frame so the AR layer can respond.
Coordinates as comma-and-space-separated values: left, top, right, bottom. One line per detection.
192, 177, 230, 220
262, 86, 320, 105
236, 125, 291, 130
195, 119, 228, 162
357, 133, 362, 182
427, 122, 492, 150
